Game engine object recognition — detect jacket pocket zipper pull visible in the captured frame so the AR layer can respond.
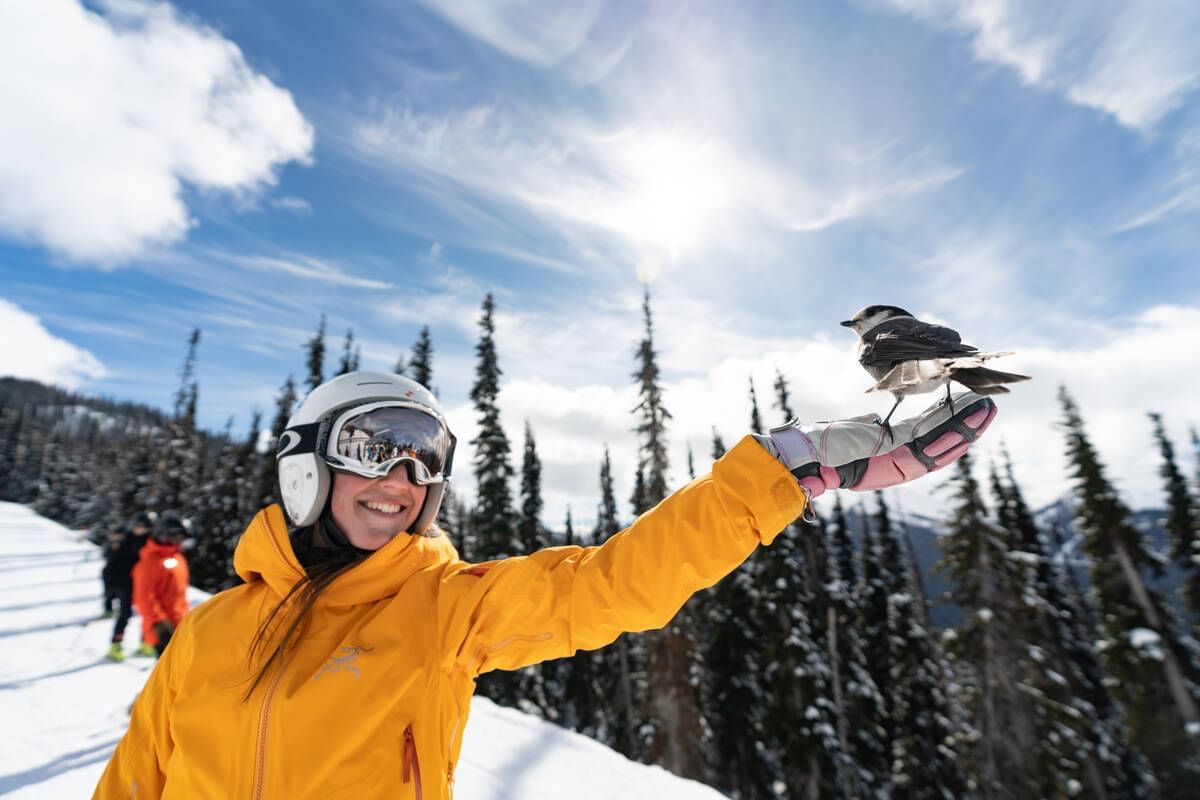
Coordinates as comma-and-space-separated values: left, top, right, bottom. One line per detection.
403, 725, 423, 799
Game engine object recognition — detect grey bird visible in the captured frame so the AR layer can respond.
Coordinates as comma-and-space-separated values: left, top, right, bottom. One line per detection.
841, 304, 1030, 427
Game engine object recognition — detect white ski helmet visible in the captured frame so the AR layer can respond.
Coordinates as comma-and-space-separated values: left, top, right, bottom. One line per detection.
276, 371, 456, 534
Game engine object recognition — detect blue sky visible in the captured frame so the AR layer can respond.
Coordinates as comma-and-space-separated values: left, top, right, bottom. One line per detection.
1, 0, 1198, 526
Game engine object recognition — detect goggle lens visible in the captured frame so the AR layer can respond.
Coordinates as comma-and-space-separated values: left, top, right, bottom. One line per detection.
326, 404, 451, 483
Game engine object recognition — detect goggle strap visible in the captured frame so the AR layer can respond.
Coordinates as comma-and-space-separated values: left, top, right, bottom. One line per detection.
278, 422, 321, 458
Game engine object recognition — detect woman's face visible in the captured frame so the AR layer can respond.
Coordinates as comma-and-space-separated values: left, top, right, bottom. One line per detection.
329, 466, 428, 550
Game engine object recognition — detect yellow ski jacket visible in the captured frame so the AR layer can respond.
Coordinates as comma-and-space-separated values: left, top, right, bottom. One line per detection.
93, 436, 807, 799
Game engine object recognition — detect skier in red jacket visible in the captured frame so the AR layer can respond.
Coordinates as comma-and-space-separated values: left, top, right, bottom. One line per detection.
131, 513, 192, 657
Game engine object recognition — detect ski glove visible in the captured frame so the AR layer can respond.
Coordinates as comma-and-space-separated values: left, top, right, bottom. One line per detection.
756, 391, 996, 501
153, 620, 174, 643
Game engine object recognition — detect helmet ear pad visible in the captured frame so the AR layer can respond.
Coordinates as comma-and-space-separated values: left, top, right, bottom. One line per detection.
279, 452, 331, 528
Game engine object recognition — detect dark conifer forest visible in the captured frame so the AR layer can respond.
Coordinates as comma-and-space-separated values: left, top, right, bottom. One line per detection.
3, 295, 1198, 799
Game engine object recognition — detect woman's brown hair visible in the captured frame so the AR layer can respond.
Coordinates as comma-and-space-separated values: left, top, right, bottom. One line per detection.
241, 525, 368, 700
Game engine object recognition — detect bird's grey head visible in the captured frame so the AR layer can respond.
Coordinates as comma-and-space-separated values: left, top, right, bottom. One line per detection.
840, 305, 913, 336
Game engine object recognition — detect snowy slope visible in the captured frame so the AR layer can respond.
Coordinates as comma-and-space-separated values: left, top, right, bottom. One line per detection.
0, 502, 725, 799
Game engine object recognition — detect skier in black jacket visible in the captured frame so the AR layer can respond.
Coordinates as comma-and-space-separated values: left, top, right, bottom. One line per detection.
105, 512, 155, 662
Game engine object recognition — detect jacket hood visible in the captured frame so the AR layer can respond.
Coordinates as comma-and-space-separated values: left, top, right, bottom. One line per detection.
233, 505, 459, 606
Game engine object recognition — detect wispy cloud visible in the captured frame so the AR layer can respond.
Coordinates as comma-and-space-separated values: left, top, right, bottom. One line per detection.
0, 0, 313, 264
347, 6, 962, 281
269, 196, 313, 216
416, 0, 608, 68
218, 253, 393, 290
0, 298, 106, 388
873, 0, 1200, 132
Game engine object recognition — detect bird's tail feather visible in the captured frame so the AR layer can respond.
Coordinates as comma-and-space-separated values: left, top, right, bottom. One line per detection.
951, 366, 1030, 391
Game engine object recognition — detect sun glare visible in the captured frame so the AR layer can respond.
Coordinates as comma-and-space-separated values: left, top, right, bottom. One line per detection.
608, 129, 739, 270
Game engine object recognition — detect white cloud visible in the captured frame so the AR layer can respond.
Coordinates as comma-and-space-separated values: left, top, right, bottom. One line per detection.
0, 0, 314, 263
0, 299, 106, 388
875, 0, 1200, 131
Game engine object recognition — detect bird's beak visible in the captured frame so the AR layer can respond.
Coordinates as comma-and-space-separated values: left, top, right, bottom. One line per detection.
839, 320, 854, 327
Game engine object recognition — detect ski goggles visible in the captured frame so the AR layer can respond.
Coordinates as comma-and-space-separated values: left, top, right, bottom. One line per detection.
321, 401, 456, 484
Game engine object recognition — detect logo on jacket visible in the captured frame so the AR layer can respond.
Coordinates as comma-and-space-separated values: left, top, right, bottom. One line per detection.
314, 645, 374, 681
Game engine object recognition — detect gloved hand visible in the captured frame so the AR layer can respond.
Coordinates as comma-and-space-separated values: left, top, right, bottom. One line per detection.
153, 620, 175, 644
758, 391, 996, 500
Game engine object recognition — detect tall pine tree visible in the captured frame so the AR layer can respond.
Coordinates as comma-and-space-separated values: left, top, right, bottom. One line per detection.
1060, 387, 1200, 794
469, 294, 522, 708
256, 376, 297, 509
305, 314, 326, 392
518, 421, 549, 553
149, 329, 201, 514
992, 451, 1153, 798
336, 328, 358, 375
938, 454, 1036, 797
632, 288, 705, 780
469, 294, 520, 560
1149, 412, 1200, 620
409, 326, 434, 390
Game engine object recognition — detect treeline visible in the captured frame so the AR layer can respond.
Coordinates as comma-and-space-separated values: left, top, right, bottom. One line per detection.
2, 291, 1199, 798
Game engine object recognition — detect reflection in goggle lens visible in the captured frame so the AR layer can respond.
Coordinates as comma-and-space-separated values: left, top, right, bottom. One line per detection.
330, 405, 449, 481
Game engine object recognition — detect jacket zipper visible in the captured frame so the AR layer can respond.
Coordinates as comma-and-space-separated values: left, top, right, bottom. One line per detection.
446, 717, 461, 798
251, 654, 292, 800
403, 724, 424, 800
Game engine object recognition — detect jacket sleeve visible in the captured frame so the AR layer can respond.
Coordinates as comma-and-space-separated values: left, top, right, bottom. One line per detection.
92, 613, 191, 798
133, 563, 166, 646
441, 436, 806, 676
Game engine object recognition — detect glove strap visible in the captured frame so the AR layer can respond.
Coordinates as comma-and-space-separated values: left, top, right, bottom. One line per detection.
763, 423, 818, 467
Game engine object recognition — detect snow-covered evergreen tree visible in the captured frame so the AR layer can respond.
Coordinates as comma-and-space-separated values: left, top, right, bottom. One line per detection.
515, 420, 553, 719
469, 294, 520, 560
887, 587, 966, 800
825, 492, 888, 798
518, 421, 549, 553
188, 419, 244, 591
704, 539, 772, 798
1149, 412, 1200, 620
938, 454, 1039, 797
632, 288, 705, 780
256, 376, 297, 509
149, 329, 201, 515
992, 452, 1154, 799
1060, 387, 1200, 794
409, 325, 434, 390
469, 294, 522, 708
592, 447, 642, 757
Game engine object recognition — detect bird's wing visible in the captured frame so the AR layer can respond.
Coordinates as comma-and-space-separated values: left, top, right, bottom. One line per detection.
862, 317, 978, 363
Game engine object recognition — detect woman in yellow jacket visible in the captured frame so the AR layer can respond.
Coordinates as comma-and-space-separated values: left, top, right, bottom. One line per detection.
94, 371, 995, 799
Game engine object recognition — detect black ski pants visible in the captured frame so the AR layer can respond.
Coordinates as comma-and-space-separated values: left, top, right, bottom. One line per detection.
110, 584, 133, 645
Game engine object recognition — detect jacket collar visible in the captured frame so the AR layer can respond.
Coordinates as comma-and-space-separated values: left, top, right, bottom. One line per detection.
233, 505, 459, 607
